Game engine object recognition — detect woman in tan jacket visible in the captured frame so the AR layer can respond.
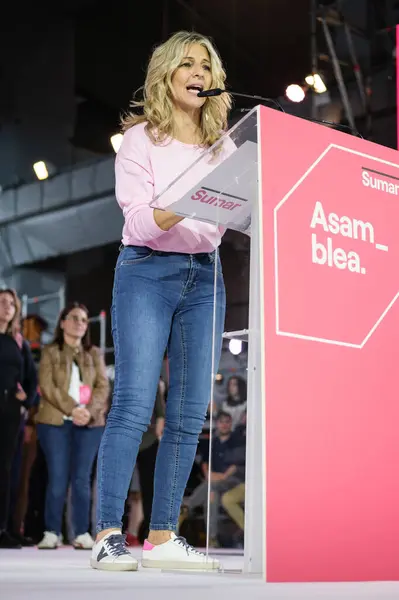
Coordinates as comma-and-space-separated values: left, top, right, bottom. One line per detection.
36, 302, 109, 550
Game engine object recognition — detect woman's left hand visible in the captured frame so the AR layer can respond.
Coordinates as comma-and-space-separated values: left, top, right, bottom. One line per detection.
72, 407, 91, 427
16, 384, 27, 402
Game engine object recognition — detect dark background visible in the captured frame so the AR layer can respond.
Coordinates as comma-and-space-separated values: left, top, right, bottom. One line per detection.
1, 0, 398, 342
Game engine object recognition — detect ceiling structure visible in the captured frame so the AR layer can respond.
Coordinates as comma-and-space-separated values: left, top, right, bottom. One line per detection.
68, 0, 313, 154
73, 0, 312, 104
1, 0, 398, 332
62, 0, 399, 154
1, 0, 398, 171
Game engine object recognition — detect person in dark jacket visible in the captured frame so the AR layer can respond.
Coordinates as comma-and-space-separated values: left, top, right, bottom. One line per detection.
0, 288, 37, 549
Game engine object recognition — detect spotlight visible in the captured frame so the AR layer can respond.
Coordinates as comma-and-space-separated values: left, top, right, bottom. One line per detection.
285, 84, 305, 103
305, 74, 327, 94
229, 339, 242, 355
110, 133, 123, 153
33, 161, 49, 181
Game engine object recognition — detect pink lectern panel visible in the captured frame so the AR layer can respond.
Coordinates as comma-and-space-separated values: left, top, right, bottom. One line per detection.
397, 25, 399, 150
260, 105, 399, 582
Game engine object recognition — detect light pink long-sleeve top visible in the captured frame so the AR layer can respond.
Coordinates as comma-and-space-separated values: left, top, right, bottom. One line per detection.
116, 122, 224, 254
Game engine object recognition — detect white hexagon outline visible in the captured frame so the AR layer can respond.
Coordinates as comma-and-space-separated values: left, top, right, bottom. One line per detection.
273, 143, 399, 348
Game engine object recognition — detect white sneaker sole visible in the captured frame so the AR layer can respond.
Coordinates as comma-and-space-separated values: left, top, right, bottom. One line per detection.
141, 558, 220, 571
90, 558, 138, 572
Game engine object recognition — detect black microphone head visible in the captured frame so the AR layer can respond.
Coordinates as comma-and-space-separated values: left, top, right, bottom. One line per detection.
197, 88, 223, 98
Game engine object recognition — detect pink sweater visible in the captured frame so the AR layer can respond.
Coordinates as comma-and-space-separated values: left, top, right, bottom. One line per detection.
115, 122, 225, 254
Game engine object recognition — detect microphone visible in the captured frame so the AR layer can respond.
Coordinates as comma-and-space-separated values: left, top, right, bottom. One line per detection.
198, 88, 285, 112
197, 88, 224, 97
199, 88, 362, 137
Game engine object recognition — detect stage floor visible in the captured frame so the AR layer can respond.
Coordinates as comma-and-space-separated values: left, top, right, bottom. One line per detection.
1, 547, 399, 600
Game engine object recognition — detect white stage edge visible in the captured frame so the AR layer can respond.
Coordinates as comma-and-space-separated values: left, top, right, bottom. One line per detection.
1, 547, 399, 600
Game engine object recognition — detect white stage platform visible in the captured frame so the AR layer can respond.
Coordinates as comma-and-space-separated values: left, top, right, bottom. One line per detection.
1, 547, 399, 600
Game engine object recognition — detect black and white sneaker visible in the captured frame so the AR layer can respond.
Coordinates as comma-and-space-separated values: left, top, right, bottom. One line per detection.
90, 532, 138, 571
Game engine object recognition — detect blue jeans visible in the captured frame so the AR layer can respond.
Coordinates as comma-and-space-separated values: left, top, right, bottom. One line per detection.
37, 422, 104, 536
96, 245, 226, 532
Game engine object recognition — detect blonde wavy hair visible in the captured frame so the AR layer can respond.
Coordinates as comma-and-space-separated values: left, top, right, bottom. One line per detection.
121, 31, 231, 148
0, 288, 21, 340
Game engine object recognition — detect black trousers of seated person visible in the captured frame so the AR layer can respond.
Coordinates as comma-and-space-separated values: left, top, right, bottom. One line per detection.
23, 444, 47, 543
0, 398, 22, 532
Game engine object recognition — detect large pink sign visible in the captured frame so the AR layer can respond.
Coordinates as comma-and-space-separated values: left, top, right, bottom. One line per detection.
397, 25, 399, 149
260, 106, 399, 582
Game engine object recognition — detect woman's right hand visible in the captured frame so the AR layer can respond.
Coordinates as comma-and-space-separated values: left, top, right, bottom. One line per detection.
153, 208, 184, 231
72, 406, 91, 427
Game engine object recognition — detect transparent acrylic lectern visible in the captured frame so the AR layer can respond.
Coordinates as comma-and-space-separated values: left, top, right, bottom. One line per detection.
151, 107, 258, 234
151, 106, 264, 575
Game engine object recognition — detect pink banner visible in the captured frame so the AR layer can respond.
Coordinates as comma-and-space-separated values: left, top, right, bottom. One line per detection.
260, 106, 399, 582
397, 25, 399, 149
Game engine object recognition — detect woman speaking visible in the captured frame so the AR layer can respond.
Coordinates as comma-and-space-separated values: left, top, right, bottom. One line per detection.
92, 30, 231, 572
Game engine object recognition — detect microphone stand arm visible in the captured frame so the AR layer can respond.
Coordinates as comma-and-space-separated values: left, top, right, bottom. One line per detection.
227, 90, 285, 112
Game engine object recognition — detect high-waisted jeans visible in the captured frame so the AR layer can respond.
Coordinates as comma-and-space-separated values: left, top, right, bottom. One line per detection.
96, 245, 226, 532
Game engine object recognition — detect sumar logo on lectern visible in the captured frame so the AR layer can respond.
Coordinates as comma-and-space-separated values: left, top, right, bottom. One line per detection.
191, 188, 242, 211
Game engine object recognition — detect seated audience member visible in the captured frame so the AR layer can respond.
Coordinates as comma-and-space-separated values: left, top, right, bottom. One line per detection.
221, 482, 245, 547
179, 411, 245, 546
220, 376, 247, 430
220, 410, 246, 547
0, 288, 37, 549
36, 302, 109, 550
234, 409, 247, 440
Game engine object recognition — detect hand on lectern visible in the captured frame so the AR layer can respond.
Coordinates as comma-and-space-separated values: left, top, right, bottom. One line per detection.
153, 208, 184, 231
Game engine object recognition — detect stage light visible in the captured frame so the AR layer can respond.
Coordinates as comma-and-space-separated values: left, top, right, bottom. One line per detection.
305, 74, 327, 94
110, 133, 123, 153
229, 339, 242, 355
33, 161, 49, 181
285, 84, 305, 103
